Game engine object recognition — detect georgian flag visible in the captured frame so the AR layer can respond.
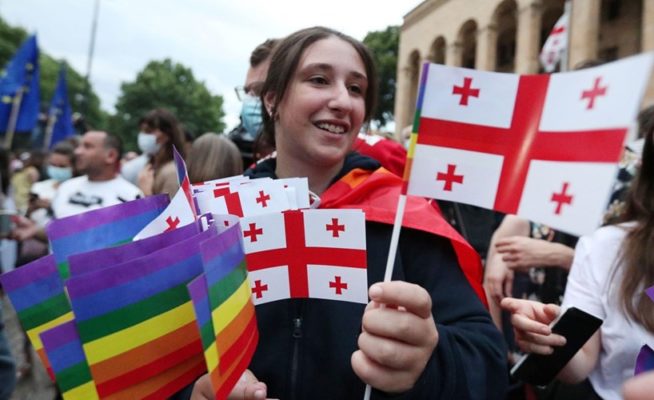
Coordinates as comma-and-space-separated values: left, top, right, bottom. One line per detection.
540, 12, 569, 73
241, 209, 367, 305
195, 179, 292, 217
406, 53, 654, 236
134, 147, 196, 240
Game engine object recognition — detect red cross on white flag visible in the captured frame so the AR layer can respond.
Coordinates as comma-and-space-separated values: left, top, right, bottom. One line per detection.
241, 209, 367, 305
406, 53, 654, 235
196, 179, 293, 218
540, 12, 569, 73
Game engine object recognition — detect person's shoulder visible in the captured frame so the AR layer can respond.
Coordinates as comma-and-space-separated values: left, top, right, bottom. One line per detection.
589, 223, 630, 244
58, 175, 86, 189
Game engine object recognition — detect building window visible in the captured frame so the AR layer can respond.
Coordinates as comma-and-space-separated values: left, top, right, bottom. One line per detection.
601, 0, 621, 21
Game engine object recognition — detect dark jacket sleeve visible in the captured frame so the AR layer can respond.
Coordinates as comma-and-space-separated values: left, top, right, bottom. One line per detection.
366, 224, 507, 400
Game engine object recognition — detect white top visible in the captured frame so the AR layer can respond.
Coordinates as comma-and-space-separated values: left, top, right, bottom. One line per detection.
561, 224, 654, 400
120, 154, 149, 185
51, 175, 143, 218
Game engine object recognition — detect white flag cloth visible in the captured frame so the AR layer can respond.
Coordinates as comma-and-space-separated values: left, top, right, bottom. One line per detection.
241, 209, 367, 305
407, 53, 654, 236
540, 12, 569, 73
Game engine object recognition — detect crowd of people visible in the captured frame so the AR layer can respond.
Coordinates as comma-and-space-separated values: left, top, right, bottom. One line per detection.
0, 24, 653, 400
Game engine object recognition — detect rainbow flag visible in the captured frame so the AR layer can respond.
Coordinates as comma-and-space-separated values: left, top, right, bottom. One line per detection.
0, 255, 71, 380
65, 225, 218, 398
68, 220, 200, 277
196, 223, 259, 399
46, 194, 169, 279
40, 321, 99, 399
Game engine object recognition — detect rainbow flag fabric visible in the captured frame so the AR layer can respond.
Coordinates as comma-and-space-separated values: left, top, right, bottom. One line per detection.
68, 220, 200, 277
40, 321, 99, 399
0, 255, 72, 380
193, 223, 259, 399
46, 194, 169, 279
65, 224, 218, 398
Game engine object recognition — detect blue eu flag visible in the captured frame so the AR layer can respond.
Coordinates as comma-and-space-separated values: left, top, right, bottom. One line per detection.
47, 65, 74, 148
0, 34, 40, 134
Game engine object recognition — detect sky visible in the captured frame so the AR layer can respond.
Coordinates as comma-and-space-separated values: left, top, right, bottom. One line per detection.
0, 0, 423, 131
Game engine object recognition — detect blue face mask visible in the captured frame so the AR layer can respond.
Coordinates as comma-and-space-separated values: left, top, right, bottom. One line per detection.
240, 95, 263, 138
47, 165, 72, 182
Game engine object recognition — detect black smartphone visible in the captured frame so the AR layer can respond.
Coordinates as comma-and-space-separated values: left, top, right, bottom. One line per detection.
510, 306, 603, 386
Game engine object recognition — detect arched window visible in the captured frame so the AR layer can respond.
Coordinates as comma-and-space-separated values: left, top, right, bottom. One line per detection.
458, 20, 477, 69
429, 36, 446, 64
493, 0, 517, 72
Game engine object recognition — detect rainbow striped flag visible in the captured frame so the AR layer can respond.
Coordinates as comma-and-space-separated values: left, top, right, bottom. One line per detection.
195, 223, 259, 399
46, 194, 169, 279
68, 220, 200, 277
65, 225, 218, 398
0, 255, 71, 380
40, 321, 99, 399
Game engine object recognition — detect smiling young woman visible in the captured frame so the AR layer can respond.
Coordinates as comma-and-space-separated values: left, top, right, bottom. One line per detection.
189, 26, 507, 400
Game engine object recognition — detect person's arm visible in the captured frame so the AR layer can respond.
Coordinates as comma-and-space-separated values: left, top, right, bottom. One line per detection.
355, 229, 507, 399
484, 215, 530, 305
495, 237, 575, 271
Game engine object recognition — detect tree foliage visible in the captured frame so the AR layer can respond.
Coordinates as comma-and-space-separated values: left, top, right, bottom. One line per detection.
0, 16, 107, 132
110, 59, 225, 151
363, 26, 399, 128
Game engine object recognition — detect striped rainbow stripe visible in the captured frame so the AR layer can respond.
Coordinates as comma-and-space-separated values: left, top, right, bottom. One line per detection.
198, 224, 258, 399
0, 255, 71, 380
40, 320, 99, 399
46, 194, 169, 279
64, 225, 217, 398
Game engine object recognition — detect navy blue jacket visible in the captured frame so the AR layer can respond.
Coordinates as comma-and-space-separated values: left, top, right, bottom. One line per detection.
241, 155, 508, 399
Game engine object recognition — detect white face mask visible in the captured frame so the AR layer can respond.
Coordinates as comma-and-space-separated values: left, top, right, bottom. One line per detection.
137, 132, 160, 155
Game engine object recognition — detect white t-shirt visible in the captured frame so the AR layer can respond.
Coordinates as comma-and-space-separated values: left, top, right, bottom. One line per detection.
562, 224, 654, 400
51, 175, 143, 218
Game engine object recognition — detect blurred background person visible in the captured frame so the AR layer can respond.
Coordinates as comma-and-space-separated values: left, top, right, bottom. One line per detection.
187, 133, 242, 183
136, 108, 186, 198
228, 38, 278, 167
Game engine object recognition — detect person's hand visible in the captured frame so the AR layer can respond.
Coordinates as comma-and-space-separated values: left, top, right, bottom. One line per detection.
351, 281, 438, 394
500, 298, 566, 355
137, 164, 154, 196
495, 236, 557, 271
623, 371, 654, 400
9, 215, 38, 241
484, 253, 514, 303
190, 370, 272, 400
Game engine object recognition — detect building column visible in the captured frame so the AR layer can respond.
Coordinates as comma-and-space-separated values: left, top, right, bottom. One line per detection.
515, 1, 542, 73
446, 42, 463, 67
643, 0, 654, 51
569, 0, 601, 69
476, 24, 498, 71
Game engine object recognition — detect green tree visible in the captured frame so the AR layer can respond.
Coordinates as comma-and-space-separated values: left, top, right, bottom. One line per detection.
363, 26, 399, 128
110, 59, 225, 151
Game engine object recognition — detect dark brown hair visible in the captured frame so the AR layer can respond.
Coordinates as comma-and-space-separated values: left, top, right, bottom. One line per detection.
259, 26, 378, 148
619, 115, 654, 333
250, 39, 278, 68
141, 108, 186, 170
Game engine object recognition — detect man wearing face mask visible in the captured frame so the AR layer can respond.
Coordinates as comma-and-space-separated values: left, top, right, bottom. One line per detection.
120, 121, 155, 185
228, 38, 278, 167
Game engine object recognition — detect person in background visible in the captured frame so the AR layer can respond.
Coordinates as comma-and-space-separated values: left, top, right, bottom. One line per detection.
192, 26, 506, 400
137, 109, 187, 198
187, 133, 243, 183
228, 38, 278, 167
10, 151, 43, 215
0, 148, 17, 398
502, 120, 654, 400
52, 131, 142, 218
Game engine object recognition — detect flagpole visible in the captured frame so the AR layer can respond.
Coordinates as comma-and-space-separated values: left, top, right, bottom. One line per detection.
42, 112, 57, 151
560, 0, 572, 72
3, 87, 24, 150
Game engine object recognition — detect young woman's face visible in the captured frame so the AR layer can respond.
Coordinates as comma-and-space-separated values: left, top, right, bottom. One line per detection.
271, 36, 368, 171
